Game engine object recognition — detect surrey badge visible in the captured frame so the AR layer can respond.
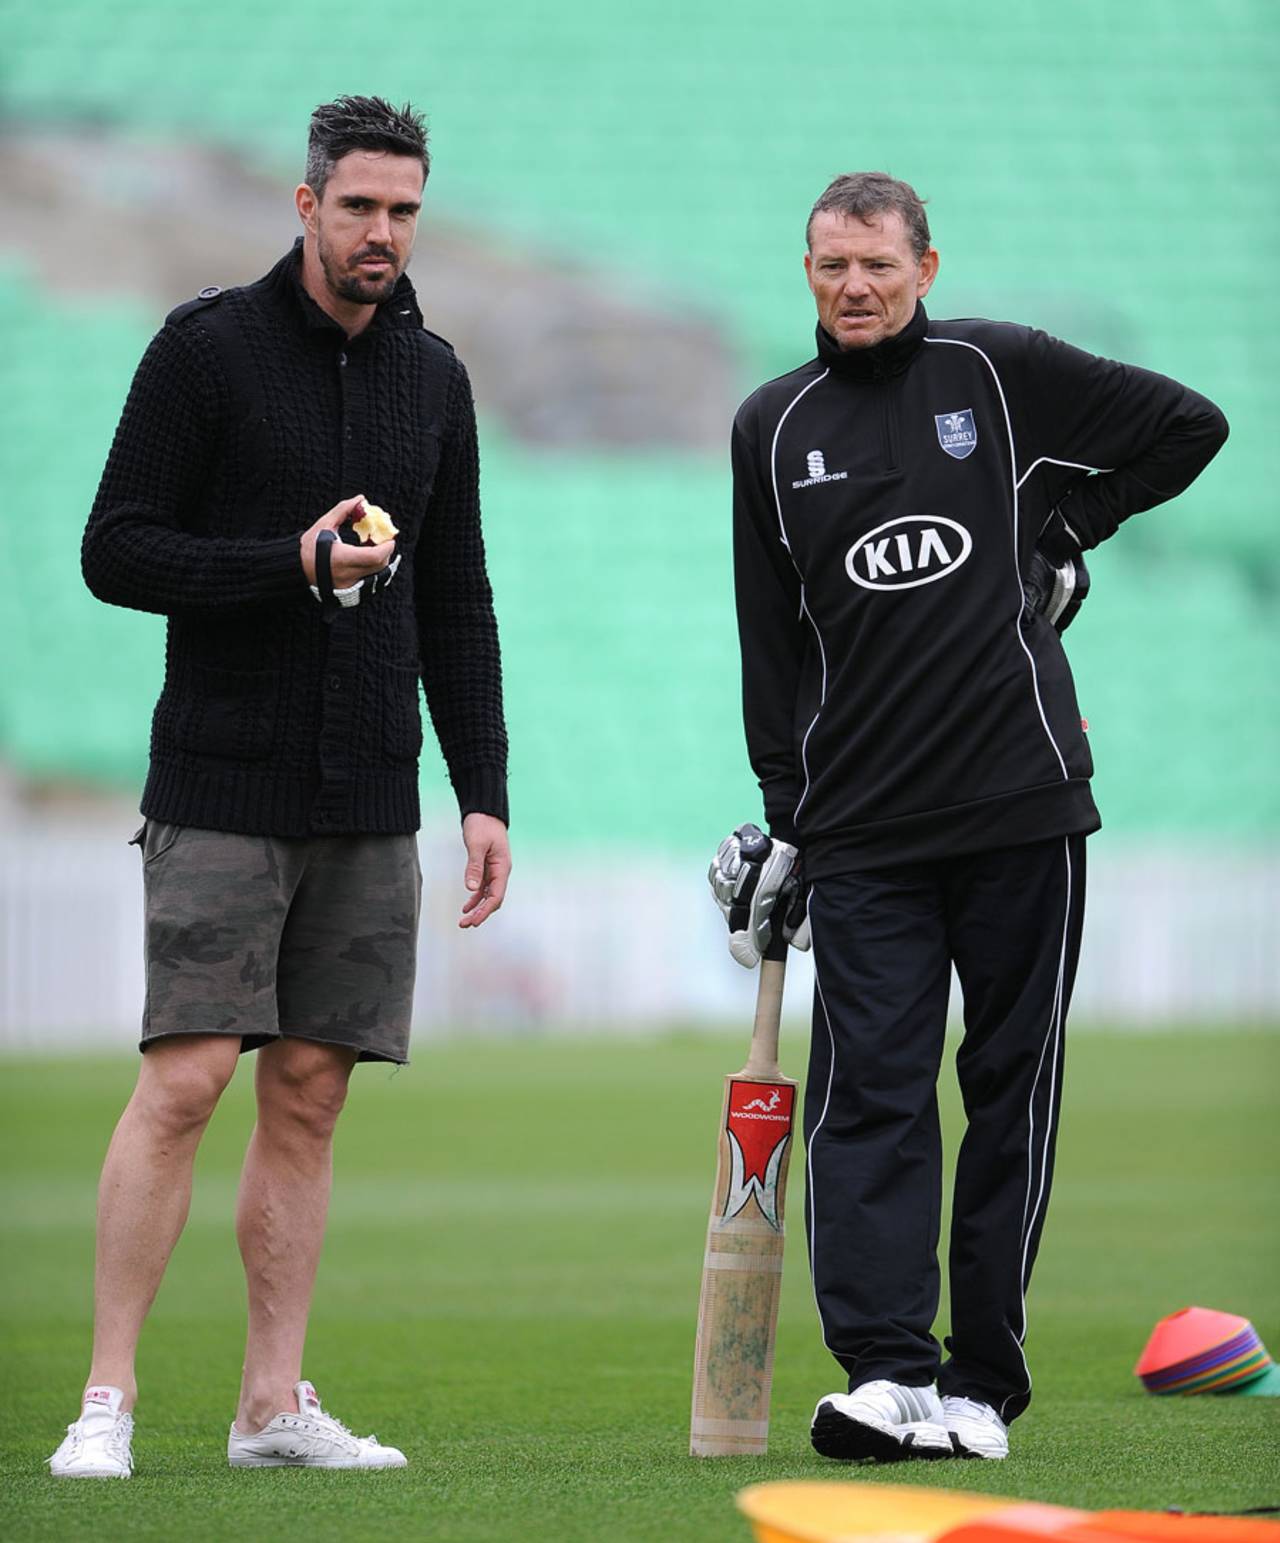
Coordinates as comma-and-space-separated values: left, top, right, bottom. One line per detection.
935, 408, 978, 460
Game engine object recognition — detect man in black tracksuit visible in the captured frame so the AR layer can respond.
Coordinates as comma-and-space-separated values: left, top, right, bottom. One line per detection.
726, 173, 1227, 1462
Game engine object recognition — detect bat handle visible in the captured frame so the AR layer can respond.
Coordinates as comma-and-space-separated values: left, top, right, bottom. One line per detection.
742, 955, 787, 1080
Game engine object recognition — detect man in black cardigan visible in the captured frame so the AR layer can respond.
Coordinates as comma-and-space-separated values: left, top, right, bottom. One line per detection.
50, 97, 509, 1477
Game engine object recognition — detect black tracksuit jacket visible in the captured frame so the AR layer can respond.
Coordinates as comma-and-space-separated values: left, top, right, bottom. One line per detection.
732, 304, 1228, 879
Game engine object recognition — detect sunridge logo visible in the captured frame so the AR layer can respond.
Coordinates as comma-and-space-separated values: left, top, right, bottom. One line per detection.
793, 447, 848, 489
846, 515, 973, 590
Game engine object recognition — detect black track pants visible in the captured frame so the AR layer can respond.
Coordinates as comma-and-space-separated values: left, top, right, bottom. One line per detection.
803, 834, 1086, 1423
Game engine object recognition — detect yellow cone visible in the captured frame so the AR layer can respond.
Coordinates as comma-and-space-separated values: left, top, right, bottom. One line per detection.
736, 1482, 1021, 1543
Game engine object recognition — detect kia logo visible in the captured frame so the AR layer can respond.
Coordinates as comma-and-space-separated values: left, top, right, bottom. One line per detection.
846, 515, 973, 590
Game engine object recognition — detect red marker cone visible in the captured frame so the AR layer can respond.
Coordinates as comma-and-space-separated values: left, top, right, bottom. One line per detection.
1135, 1306, 1274, 1395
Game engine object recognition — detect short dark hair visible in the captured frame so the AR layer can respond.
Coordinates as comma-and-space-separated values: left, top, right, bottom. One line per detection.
806, 172, 931, 259
305, 95, 430, 199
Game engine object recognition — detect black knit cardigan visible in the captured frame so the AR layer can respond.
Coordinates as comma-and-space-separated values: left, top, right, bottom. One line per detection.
82, 244, 508, 836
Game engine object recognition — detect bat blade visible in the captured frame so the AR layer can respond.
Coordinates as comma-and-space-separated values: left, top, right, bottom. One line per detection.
690, 1069, 797, 1456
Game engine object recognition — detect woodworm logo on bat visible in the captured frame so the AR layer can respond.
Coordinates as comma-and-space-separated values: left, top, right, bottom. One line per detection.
742, 1090, 784, 1114
724, 1081, 795, 1229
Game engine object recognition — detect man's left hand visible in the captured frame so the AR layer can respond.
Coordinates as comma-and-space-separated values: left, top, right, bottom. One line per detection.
459, 813, 511, 928
1025, 548, 1091, 633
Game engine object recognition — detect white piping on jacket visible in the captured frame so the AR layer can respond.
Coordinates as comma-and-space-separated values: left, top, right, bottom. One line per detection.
924, 337, 1068, 779
768, 370, 832, 822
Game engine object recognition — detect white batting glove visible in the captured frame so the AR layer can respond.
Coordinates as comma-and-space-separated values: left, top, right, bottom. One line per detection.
708, 823, 811, 969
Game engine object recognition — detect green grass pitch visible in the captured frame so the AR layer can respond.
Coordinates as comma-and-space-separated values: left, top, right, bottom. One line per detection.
1, 1029, 1276, 1541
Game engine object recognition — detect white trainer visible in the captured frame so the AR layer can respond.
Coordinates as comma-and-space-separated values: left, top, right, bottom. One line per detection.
48, 1385, 134, 1478
811, 1379, 952, 1463
227, 1380, 407, 1469
942, 1395, 1009, 1459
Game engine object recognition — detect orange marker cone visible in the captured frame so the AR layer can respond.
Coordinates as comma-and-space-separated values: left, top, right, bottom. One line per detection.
735, 1483, 1280, 1543
945, 1506, 1280, 1540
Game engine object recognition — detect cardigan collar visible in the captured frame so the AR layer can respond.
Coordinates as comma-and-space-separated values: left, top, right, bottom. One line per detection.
815, 301, 928, 380
262, 239, 424, 337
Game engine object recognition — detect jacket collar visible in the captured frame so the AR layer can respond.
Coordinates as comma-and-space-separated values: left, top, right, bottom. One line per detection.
816, 301, 928, 379
261, 239, 424, 337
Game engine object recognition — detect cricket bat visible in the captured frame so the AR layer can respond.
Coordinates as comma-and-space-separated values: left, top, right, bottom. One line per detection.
690, 930, 796, 1456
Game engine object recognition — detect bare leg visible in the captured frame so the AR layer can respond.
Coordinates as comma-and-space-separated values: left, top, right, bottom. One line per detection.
87, 1035, 242, 1409
233, 1038, 357, 1433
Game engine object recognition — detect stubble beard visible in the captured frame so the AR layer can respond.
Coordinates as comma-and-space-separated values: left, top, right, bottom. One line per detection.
317, 231, 400, 307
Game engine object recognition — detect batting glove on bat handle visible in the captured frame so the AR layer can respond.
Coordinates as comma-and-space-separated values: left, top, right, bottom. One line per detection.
708, 823, 811, 969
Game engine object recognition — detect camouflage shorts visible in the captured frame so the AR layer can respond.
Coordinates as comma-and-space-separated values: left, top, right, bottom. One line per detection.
134, 821, 421, 1064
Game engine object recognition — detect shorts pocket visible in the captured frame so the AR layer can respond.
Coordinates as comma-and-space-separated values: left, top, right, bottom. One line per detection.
141, 820, 183, 864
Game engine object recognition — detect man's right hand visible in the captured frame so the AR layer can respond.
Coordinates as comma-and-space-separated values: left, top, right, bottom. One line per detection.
300, 495, 396, 590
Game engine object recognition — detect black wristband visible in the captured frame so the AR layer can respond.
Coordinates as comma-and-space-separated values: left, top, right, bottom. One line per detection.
315, 529, 340, 621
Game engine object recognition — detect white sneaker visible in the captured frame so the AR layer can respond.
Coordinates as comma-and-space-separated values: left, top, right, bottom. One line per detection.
811, 1379, 952, 1463
942, 1395, 1009, 1459
48, 1385, 134, 1478
227, 1380, 407, 1469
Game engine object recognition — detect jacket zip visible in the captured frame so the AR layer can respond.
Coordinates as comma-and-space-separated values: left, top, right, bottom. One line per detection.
874, 363, 900, 472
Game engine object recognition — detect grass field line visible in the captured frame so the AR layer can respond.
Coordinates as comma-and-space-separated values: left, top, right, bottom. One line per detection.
0, 1173, 711, 1231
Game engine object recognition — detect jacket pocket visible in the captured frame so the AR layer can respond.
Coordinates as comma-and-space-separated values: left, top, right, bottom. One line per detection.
414, 428, 443, 496
383, 665, 424, 763
388, 431, 442, 530
183, 665, 279, 760
1028, 627, 1093, 780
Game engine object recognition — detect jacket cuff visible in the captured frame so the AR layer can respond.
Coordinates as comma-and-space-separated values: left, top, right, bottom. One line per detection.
246, 534, 308, 600
453, 763, 509, 828
1038, 500, 1087, 562
767, 812, 800, 848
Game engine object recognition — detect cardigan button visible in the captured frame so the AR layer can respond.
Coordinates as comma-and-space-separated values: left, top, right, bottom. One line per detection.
327, 674, 341, 692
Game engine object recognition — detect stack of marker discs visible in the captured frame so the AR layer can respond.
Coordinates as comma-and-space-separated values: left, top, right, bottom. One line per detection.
1136, 1306, 1280, 1395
